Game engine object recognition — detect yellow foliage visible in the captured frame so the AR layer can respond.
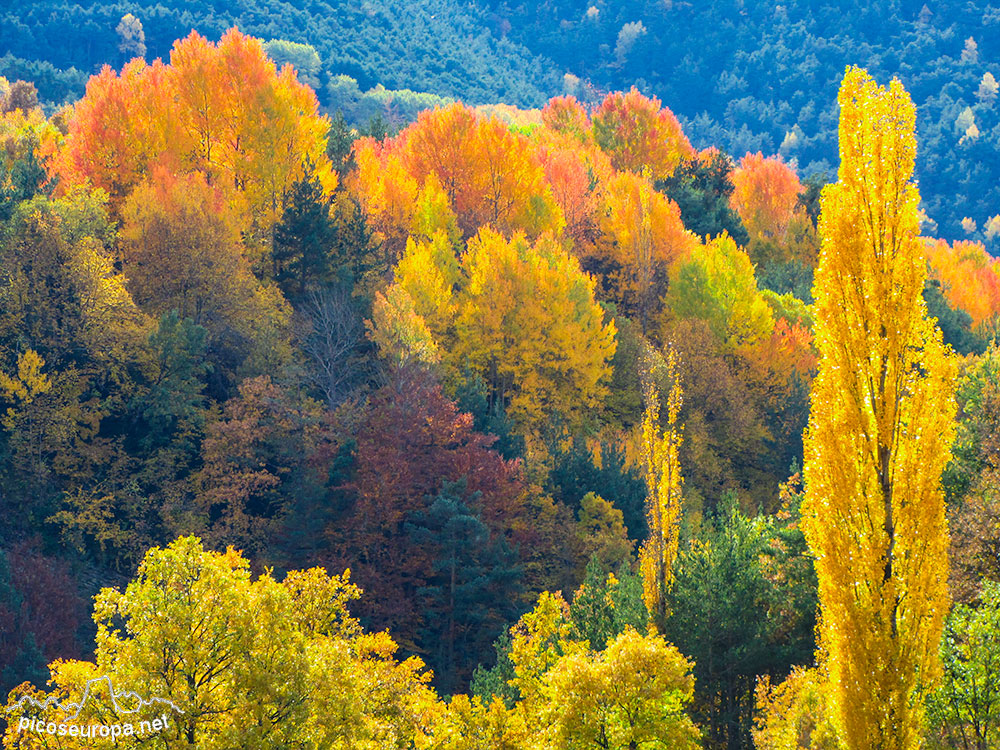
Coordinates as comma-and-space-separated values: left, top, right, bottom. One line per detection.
2, 537, 440, 750
575, 492, 635, 575
637, 345, 683, 630
354, 136, 420, 255
666, 232, 775, 349
802, 67, 957, 750
428, 695, 528, 750
0, 349, 52, 429
541, 627, 700, 750
367, 285, 441, 368
455, 228, 617, 445
508, 591, 585, 706
0, 349, 51, 405
753, 667, 844, 750
594, 170, 697, 331
393, 232, 460, 345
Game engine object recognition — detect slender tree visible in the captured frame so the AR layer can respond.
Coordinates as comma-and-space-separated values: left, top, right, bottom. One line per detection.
638, 344, 684, 632
802, 67, 957, 750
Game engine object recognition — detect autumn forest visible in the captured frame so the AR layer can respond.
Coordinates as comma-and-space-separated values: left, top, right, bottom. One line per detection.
1, 8, 1000, 750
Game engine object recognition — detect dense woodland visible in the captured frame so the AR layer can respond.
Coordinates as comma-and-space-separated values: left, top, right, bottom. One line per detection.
0, 15, 999, 750
1, 1, 999, 248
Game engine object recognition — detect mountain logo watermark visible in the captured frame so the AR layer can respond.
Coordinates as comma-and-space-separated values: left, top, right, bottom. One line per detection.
8, 675, 183, 742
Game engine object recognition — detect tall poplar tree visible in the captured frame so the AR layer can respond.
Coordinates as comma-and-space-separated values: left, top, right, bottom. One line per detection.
802, 67, 957, 750
638, 345, 684, 632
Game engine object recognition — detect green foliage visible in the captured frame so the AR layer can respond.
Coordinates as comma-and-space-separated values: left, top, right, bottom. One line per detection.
0, 550, 47, 693
471, 632, 519, 709
664, 493, 817, 750
450, 370, 526, 462
568, 557, 646, 652
328, 74, 453, 130
757, 258, 815, 303
943, 344, 1000, 502
263, 38, 321, 88
656, 150, 749, 244
547, 437, 647, 544
927, 581, 1000, 750
0, 2, 554, 109
0, 135, 47, 222
139, 311, 209, 453
0, 53, 87, 104
272, 169, 337, 297
405, 479, 524, 696
666, 233, 774, 349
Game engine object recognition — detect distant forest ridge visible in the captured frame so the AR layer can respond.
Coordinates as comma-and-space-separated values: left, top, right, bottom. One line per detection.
2, 0, 999, 246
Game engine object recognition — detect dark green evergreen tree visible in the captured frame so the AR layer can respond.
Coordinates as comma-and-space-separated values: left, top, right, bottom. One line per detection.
656, 151, 749, 245
272, 170, 336, 298
548, 436, 647, 544
664, 493, 817, 750
136, 310, 210, 453
405, 479, 523, 695
568, 556, 646, 651
326, 111, 356, 179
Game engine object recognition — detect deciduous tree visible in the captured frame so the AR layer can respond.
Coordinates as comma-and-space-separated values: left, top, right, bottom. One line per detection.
591, 88, 694, 181
802, 67, 957, 750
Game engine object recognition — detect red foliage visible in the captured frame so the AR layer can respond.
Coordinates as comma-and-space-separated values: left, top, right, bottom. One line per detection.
329, 367, 529, 641
0, 543, 83, 674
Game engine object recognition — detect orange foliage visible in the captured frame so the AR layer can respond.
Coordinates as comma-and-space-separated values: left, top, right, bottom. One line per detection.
593, 172, 698, 324
730, 152, 803, 248
54, 59, 172, 203
590, 88, 694, 180
533, 130, 612, 250
399, 103, 562, 238
748, 318, 817, 380
541, 95, 590, 141
925, 238, 1000, 327
54, 28, 333, 228
352, 136, 419, 256
597, 171, 697, 266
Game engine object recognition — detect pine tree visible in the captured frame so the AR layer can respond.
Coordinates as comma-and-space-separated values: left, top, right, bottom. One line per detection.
801, 67, 957, 750
272, 169, 335, 297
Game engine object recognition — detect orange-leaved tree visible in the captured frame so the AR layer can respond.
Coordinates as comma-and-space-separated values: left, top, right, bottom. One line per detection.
924, 238, 1000, 329
729, 152, 802, 245
55, 28, 334, 229
591, 88, 694, 181
399, 103, 563, 239
802, 67, 957, 750
592, 170, 698, 333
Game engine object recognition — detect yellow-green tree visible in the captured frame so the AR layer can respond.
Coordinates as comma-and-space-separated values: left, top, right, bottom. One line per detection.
665, 232, 775, 350
802, 67, 957, 750
542, 628, 700, 750
637, 345, 684, 632
2, 538, 440, 750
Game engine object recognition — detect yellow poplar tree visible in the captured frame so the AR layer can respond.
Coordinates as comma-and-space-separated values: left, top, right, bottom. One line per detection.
802, 67, 957, 750
638, 345, 684, 632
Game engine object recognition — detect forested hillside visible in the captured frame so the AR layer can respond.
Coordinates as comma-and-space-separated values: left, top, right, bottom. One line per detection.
2, 0, 999, 247
2, 14, 1000, 750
